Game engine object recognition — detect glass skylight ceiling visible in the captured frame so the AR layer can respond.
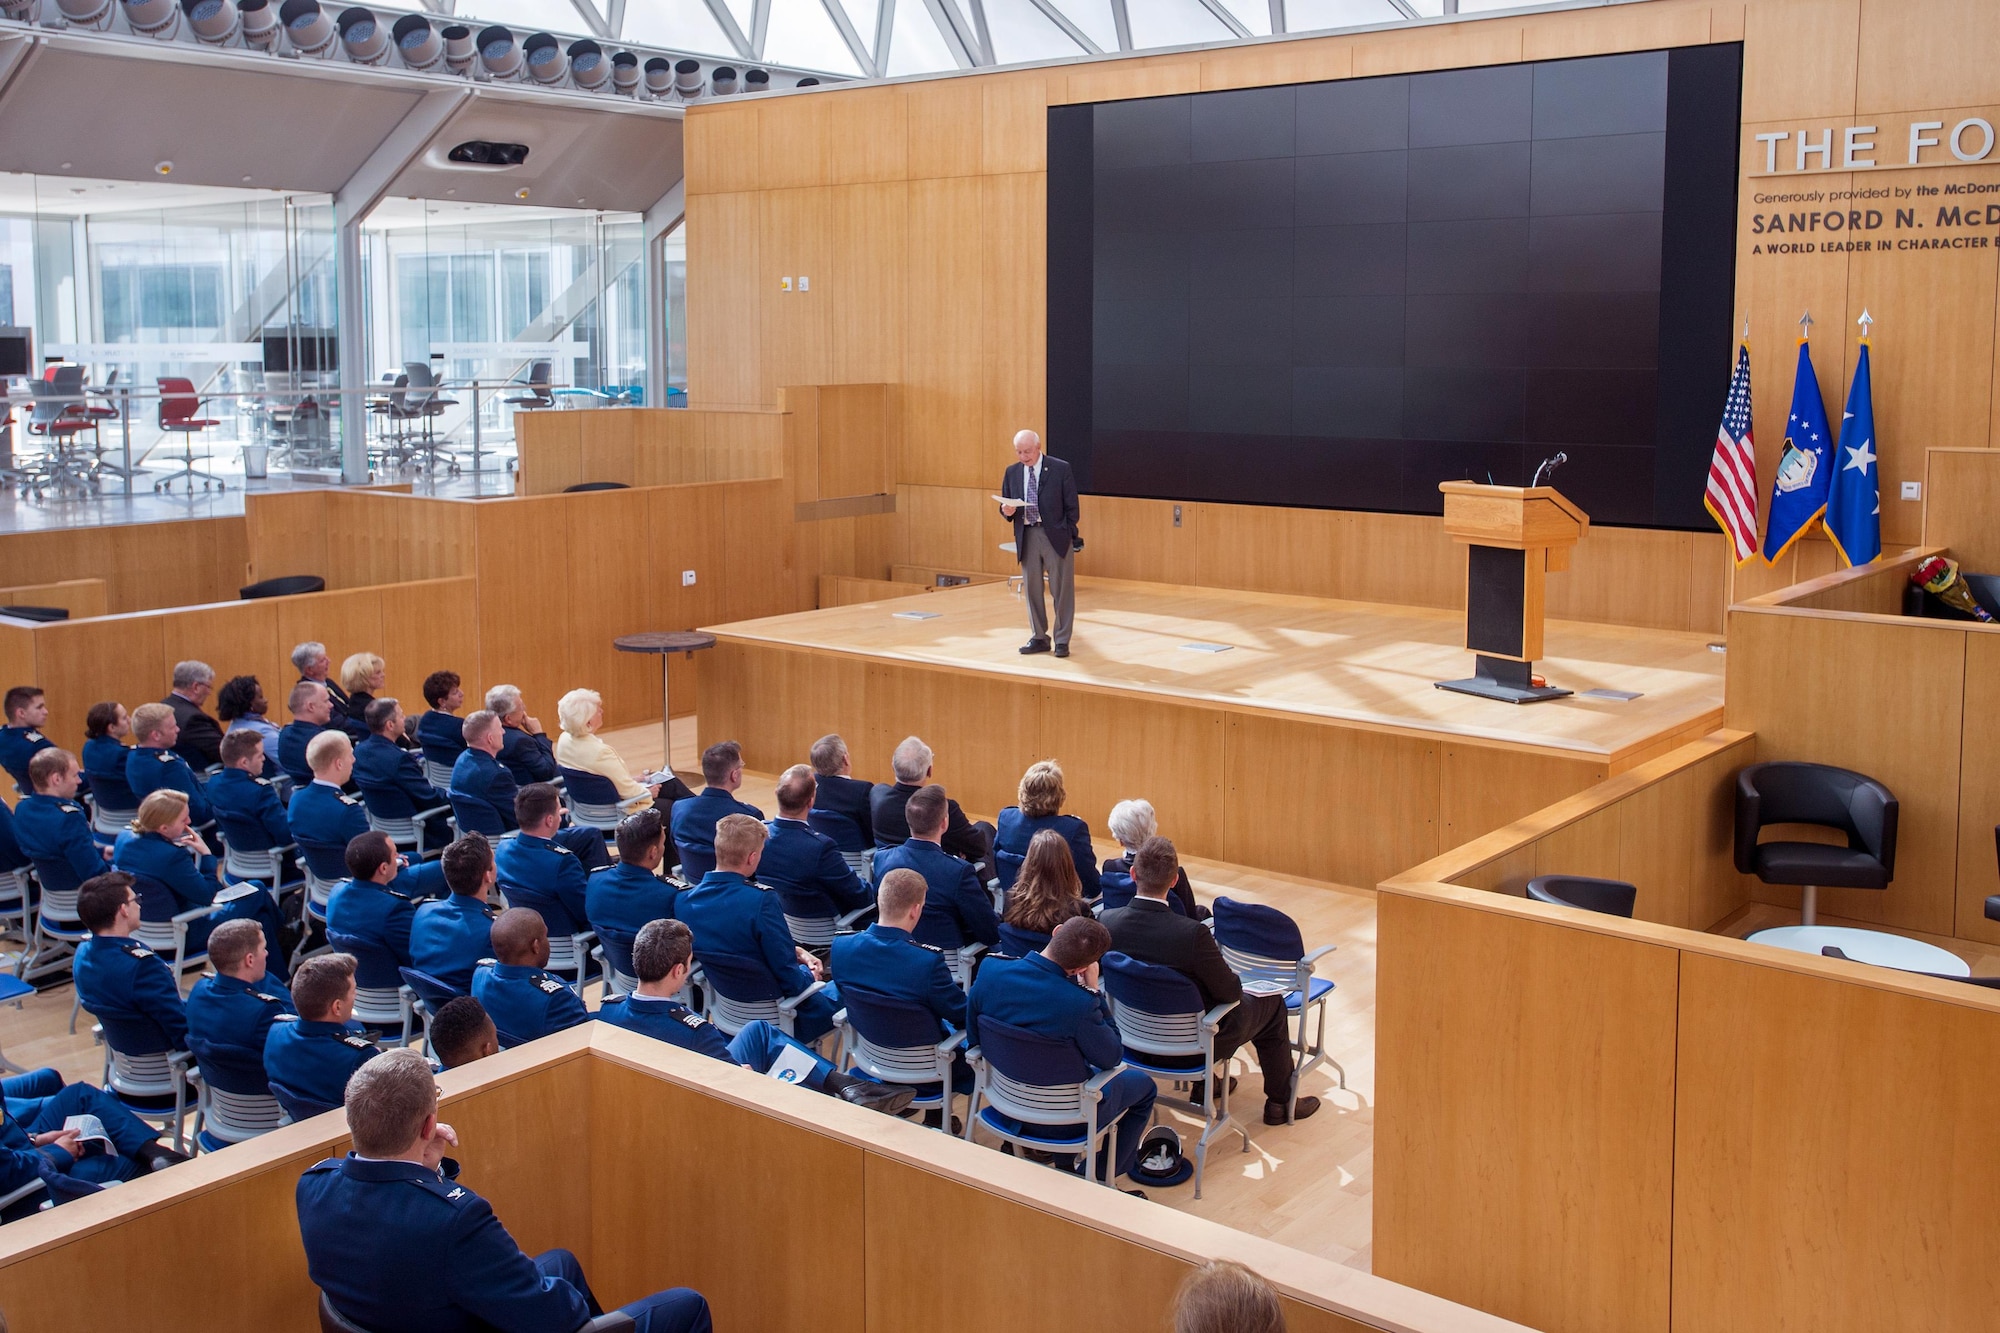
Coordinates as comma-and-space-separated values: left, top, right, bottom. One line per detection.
433, 0, 1534, 79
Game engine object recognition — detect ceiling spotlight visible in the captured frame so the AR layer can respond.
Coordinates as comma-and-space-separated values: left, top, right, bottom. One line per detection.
181, 0, 240, 44
337, 7, 388, 63
610, 49, 639, 96
744, 67, 768, 93
155, 160, 173, 175
709, 64, 737, 97
54, 0, 114, 30
441, 23, 473, 74
515, 188, 529, 200
279, 0, 337, 58
392, 13, 440, 69
122, 0, 182, 38
239, 0, 279, 49
673, 57, 702, 99
522, 31, 564, 84
0, 0, 40, 21
641, 56, 671, 98
476, 25, 521, 80
567, 38, 606, 91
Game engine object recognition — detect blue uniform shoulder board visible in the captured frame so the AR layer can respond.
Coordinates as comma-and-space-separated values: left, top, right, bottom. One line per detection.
121, 940, 156, 959
274, 1013, 300, 1024
26, 730, 43, 741
58, 802, 81, 814
254, 777, 272, 787
914, 941, 945, 954
476, 957, 497, 968
338, 794, 360, 805
552, 844, 573, 857
534, 976, 567, 995
304, 1157, 342, 1176
385, 887, 414, 902
253, 990, 286, 1004
154, 751, 175, 763
410, 1172, 474, 1205
339, 1033, 375, 1050
677, 1010, 709, 1030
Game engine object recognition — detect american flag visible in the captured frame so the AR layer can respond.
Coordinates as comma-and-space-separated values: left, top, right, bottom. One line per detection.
1705, 342, 1760, 565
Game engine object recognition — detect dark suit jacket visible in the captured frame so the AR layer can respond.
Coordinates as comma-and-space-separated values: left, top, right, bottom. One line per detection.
869, 781, 985, 864
1100, 897, 1243, 1011
164, 693, 224, 769
998, 453, 1080, 561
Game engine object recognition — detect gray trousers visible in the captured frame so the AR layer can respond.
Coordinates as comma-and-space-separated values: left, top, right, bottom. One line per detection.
1020, 524, 1075, 646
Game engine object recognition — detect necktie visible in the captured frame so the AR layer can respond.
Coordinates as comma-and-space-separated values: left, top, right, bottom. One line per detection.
1024, 461, 1041, 525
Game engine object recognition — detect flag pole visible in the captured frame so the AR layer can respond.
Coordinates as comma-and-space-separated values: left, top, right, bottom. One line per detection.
1857, 307, 1873, 344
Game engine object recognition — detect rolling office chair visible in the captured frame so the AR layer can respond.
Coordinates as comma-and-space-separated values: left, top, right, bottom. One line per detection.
1734, 762, 1898, 926
401, 361, 460, 475
154, 377, 225, 492
22, 374, 97, 498
1525, 875, 1638, 917
504, 360, 554, 410
318, 1291, 633, 1333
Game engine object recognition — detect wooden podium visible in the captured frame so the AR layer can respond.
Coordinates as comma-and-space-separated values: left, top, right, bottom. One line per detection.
1434, 482, 1589, 704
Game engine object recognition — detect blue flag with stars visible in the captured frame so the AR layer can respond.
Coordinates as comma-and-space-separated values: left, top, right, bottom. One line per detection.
1826, 340, 1881, 567
1762, 339, 1833, 563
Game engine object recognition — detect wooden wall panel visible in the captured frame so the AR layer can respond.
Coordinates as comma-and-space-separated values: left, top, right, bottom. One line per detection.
1375, 890, 1680, 1333
1923, 448, 2000, 573
514, 409, 583, 496
757, 93, 830, 190
1955, 630, 2000, 944
822, 85, 908, 185
1038, 688, 1228, 859
1198, 36, 1353, 92
0, 578, 107, 619
980, 172, 1046, 451
1439, 744, 1606, 850
759, 189, 832, 398
275, 588, 386, 715
156, 600, 286, 725
577, 405, 638, 488
377, 577, 480, 722
818, 574, 928, 608
1740, 0, 1859, 121
28, 614, 165, 752
475, 495, 574, 719
900, 177, 987, 488
817, 383, 895, 500
0, 518, 244, 613
647, 486, 728, 720
899, 484, 1016, 576
683, 101, 761, 195
904, 75, 982, 181
565, 488, 659, 728
1075, 494, 1200, 586
685, 191, 763, 407
830, 184, 907, 386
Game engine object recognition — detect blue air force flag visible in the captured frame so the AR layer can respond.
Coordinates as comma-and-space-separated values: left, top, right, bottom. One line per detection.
1762, 339, 1833, 563
1826, 340, 1881, 567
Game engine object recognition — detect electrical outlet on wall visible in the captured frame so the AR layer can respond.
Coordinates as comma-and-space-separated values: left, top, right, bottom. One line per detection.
797, 275, 810, 291
682, 570, 697, 586
1900, 481, 1922, 501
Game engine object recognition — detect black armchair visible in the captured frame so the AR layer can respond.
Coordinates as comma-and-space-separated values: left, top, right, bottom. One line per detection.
1734, 762, 1897, 926
1525, 874, 1638, 918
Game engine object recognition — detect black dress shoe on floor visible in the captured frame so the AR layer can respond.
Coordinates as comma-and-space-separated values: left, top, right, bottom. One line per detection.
1186, 1075, 1239, 1107
138, 1143, 193, 1173
840, 1081, 918, 1116
1020, 639, 1051, 655
1053, 643, 1070, 658
1264, 1095, 1321, 1126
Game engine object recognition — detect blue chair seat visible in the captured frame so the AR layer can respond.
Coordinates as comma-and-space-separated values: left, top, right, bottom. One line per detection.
974, 1105, 1091, 1151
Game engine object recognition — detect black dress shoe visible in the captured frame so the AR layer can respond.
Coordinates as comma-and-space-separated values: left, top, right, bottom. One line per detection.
840, 1081, 917, 1117
1264, 1095, 1321, 1126
1053, 644, 1070, 658
1186, 1075, 1239, 1107
1020, 639, 1051, 655
138, 1143, 193, 1173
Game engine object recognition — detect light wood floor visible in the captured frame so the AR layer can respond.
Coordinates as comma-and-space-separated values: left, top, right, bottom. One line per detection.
0, 720, 1382, 1271
706, 576, 1727, 763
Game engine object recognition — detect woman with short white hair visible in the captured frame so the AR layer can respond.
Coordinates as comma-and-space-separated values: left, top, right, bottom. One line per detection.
1100, 797, 1207, 919
551, 688, 695, 814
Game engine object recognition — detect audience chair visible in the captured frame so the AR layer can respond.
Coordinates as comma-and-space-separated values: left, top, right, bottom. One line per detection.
92, 1018, 198, 1154
1821, 945, 2000, 989
0, 1175, 52, 1223
0, 864, 35, 964
358, 784, 454, 861
220, 837, 302, 899
1734, 762, 1898, 926
327, 929, 417, 1046
543, 924, 598, 992
1525, 875, 1638, 917
806, 809, 874, 884
556, 766, 628, 831
964, 1016, 1123, 1188
421, 753, 457, 793
0, 973, 32, 1075
1211, 896, 1341, 1124
942, 942, 984, 994
996, 922, 1052, 958
675, 844, 716, 881
153, 377, 224, 492
397, 965, 459, 1057
780, 900, 875, 953
503, 360, 555, 411
22, 884, 91, 1026
318, 1291, 633, 1333
91, 795, 139, 840
293, 837, 348, 967
446, 795, 517, 845
127, 870, 233, 992
185, 1034, 287, 1150
834, 985, 961, 1130
239, 574, 326, 600
1100, 951, 1247, 1199
270, 1079, 340, 1124
691, 950, 824, 1039
592, 924, 640, 999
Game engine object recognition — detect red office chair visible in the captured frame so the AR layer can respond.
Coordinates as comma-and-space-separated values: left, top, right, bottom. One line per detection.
156, 376, 226, 492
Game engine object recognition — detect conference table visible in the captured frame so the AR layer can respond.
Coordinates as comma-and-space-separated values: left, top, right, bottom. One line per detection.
1748, 924, 1971, 976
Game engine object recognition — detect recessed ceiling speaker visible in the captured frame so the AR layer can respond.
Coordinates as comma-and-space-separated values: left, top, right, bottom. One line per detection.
709, 64, 737, 96
523, 31, 565, 84
477, 24, 521, 79
672, 57, 702, 98
239, 0, 279, 49
610, 49, 639, 95
279, 0, 337, 57
392, 13, 440, 70
441, 23, 474, 73
55, 0, 114, 31
642, 55, 672, 98
568, 39, 607, 91
744, 67, 768, 93
181, 0, 240, 44
337, 7, 388, 63
446, 140, 530, 166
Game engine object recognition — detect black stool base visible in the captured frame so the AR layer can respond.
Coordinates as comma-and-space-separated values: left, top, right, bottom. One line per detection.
1435, 654, 1572, 705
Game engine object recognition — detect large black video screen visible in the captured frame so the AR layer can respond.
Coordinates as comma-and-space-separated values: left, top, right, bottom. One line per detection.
1046, 45, 1742, 529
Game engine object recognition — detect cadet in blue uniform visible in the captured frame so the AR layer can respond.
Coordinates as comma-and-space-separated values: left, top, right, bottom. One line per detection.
598, 919, 913, 1114
586, 810, 680, 942
469, 908, 589, 1046
186, 917, 297, 1058
483, 684, 557, 786
0, 685, 55, 794
278, 680, 336, 788
327, 832, 420, 969
70, 873, 189, 1054
669, 741, 764, 876
353, 698, 452, 848
760, 766, 872, 932
967, 917, 1157, 1188
830, 868, 969, 1035
494, 784, 594, 942
208, 730, 294, 858
298, 1048, 712, 1333
1, 1064, 186, 1208
995, 760, 1101, 899
425, 996, 499, 1070
415, 671, 468, 771
673, 813, 839, 1042
289, 729, 370, 868
14, 748, 109, 894
82, 702, 137, 814
411, 835, 500, 993
806, 733, 875, 852
0, 798, 27, 880
124, 703, 212, 826
871, 784, 1000, 956
264, 952, 379, 1113
114, 788, 284, 963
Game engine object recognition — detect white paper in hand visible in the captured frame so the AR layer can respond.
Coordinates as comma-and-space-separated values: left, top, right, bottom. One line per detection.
764, 1042, 821, 1085
63, 1114, 115, 1151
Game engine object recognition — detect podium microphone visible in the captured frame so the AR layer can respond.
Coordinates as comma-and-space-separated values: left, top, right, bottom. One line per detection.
1530, 452, 1568, 487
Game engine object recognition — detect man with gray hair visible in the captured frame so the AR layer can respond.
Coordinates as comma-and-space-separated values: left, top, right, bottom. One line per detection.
805, 733, 874, 853
162, 659, 224, 768
298, 1047, 713, 1332
483, 684, 556, 785
293, 642, 365, 739
868, 735, 994, 875
996, 427, 1081, 658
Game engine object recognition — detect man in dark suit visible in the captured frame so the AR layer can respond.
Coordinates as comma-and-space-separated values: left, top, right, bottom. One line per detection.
997, 428, 1081, 658
806, 733, 875, 853
163, 661, 225, 769
869, 735, 993, 876
1100, 837, 1319, 1128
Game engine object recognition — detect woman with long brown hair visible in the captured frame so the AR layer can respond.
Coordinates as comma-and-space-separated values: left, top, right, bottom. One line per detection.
1000, 828, 1089, 952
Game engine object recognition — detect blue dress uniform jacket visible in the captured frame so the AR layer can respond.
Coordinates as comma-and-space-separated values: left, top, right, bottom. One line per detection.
410, 895, 498, 993
596, 996, 834, 1089
276, 720, 324, 788
669, 787, 763, 861
494, 834, 588, 937
809, 772, 875, 851
209, 767, 293, 851
326, 879, 419, 969
584, 861, 678, 939
187, 971, 296, 1054
289, 780, 369, 855
14, 793, 103, 893
126, 745, 211, 825
113, 827, 280, 958
82, 736, 137, 810
0, 725, 53, 792
830, 923, 967, 1033
497, 725, 556, 786
73, 935, 187, 1052
449, 748, 519, 833
995, 807, 1101, 899
263, 1016, 377, 1108
758, 818, 872, 920
472, 963, 588, 1045
415, 710, 466, 765
0, 801, 25, 874
353, 734, 448, 816
871, 838, 1000, 952
674, 869, 838, 1041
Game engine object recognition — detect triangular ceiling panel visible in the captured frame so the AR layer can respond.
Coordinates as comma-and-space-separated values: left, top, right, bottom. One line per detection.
985, 0, 1089, 63
1127, 0, 1231, 49
618, 0, 740, 54
763, 0, 865, 73
885, 2, 958, 73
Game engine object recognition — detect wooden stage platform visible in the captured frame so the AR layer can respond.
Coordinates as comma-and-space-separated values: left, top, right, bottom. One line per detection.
698, 577, 1725, 887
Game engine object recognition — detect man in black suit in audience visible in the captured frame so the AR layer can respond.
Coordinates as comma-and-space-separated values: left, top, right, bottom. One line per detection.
162, 660, 225, 770
869, 735, 992, 876
807, 733, 875, 852
1099, 836, 1319, 1128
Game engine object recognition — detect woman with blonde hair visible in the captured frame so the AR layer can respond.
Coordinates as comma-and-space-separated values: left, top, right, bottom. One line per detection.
999, 828, 1088, 953
111, 788, 283, 964
551, 687, 696, 815
994, 758, 1101, 900
338, 653, 412, 747
1171, 1260, 1286, 1333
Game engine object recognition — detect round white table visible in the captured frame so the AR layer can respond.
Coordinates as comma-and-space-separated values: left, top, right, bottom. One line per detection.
1747, 924, 1970, 976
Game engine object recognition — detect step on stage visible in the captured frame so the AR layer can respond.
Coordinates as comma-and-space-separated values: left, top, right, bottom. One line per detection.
698, 577, 1725, 889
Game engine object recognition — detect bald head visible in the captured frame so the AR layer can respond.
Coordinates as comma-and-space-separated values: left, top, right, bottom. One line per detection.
490, 907, 549, 966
